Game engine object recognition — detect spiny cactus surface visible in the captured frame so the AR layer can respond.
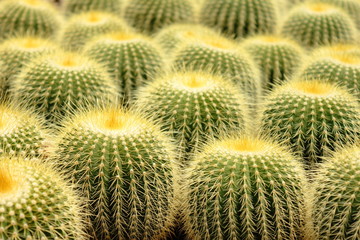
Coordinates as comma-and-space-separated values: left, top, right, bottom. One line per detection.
260, 79, 360, 169
63, 0, 122, 15
183, 135, 313, 240
54, 106, 178, 240
0, 155, 86, 240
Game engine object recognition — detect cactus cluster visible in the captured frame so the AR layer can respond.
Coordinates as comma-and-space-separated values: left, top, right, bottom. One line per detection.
54, 106, 178, 240
63, 0, 122, 15
199, 0, 278, 39
183, 135, 312, 240
0, 0, 62, 40
0, 155, 86, 239
260, 79, 360, 169
84, 31, 165, 103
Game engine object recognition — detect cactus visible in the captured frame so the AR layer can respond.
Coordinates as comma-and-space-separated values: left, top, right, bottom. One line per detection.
183, 135, 313, 240
0, 0, 62, 40
154, 23, 220, 54
63, 0, 122, 15
280, 3, 357, 48
312, 143, 360, 240
135, 71, 250, 159
0, 36, 58, 96
54, 106, 178, 240
199, 0, 278, 39
241, 35, 305, 90
84, 31, 165, 103
0, 155, 86, 239
0, 102, 49, 157
309, 0, 360, 30
10, 51, 119, 123
59, 11, 130, 51
171, 35, 262, 105
297, 46, 360, 99
260, 79, 360, 169
123, 0, 195, 34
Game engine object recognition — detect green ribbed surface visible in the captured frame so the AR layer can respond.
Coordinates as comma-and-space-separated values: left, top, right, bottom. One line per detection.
63, 0, 122, 15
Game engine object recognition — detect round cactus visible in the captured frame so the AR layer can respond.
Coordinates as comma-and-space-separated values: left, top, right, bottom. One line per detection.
312, 143, 360, 240
135, 71, 250, 159
280, 3, 357, 48
0, 155, 86, 239
154, 23, 220, 54
241, 35, 305, 90
260, 79, 360, 169
297, 47, 360, 99
123, 0, 195, 34
59, 11, 130, 51
0, 0, 62, 40
171, 35, 262, 105
199, 0, 278, 39
11, 51, 119, 123
84, 31, 165, 103
63, 0, 122, 15
0, 36, 58, 96
183, 135, 313, 240
0, 102, 49, 157
54, 106, 178, 240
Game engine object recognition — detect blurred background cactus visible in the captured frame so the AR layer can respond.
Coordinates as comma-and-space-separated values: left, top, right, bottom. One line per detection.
63, 0, 122, 15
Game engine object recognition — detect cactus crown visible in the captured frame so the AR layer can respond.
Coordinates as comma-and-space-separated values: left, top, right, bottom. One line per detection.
292, 80, 337, 96
14, 0, 54, 9
0, 166, 18, 195
218, 136, 269, 153
1, 36, 53, 51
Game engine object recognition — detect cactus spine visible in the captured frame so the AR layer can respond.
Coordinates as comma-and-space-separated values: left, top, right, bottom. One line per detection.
124, 0, 195, 34
11, 51, 119, 123
84, 32, 165, 103
135, 71, 250, 159
54, 106, 178, 240
312, 143, 360, 240
260, 79, 360, 169
183, 135, 313, 240
63, 0, 122, 15
280, 3, 357, 48
241, 35, 305, 90
0, 155, 86, 239
0, 0, 62, 40
199, 0, 278, 39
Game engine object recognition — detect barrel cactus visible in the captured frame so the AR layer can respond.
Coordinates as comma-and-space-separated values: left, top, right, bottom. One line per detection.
171, 35, 262, 104
280, 2, 357, 48
183, 135, 313, 240
11, 51, 119, 123
59, 11, 130, 51
123, 0, 195, 34
84, 31, 165, 103
260, 79, 360, 169
312, 142, 360, 240
54, 106, 178, 240
241, 35, 305, 90
63, 0, 122, 15
0, 155, 86, 239
0, 0, 62, 40
199, 0, 278, 39
135, 71, 250, 159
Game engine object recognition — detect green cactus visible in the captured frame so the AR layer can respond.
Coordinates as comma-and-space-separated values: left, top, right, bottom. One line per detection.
10, 51, 119, 123
84, 31, 165, 103
59, 11, 130, 51
0, 155, 86, 239
183, 135, 314, 240
199, 0, 278, 39
135, 71, 250, 159
123, 0, 195, 34
297, 46, 360, 100
0, 36, 58, 97
312, 143, 360, 240
0, 0, 63, 40
260, 79, 360, 169
0, 102, 49, 157
154, 23, 220, 54
54, 106, 178, 240
171, 35, 262, 105
241, 35, 305, 90
280, 2, 357, 48
63, 0, 122, 15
